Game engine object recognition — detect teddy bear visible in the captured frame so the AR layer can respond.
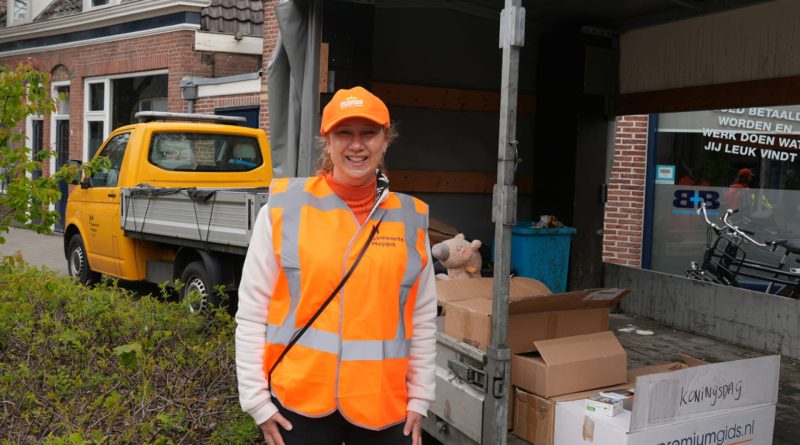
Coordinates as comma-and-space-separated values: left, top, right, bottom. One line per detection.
431, 233, 482, 280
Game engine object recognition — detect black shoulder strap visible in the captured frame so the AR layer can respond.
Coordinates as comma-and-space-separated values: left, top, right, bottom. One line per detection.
268, 215, 384, 387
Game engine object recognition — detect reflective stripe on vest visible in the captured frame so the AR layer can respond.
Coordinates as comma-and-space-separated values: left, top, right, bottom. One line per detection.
263, 176, 429, 429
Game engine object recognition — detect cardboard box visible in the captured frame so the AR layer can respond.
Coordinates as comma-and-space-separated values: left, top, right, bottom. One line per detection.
597, 390, 634, 411
513, 387, 553, 444
436, 276, 551, 309
511, 331, 627, 398
512, 355, 705, 445
556, 401, 775, 445
553, 355, 780, 445
444, 287, 628, 352
429, 217, 459, 244
585, 394, 623, 417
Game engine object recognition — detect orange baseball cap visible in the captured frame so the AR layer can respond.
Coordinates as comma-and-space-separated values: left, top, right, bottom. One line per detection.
320, 86, 390, 135
738, 168, 753, 177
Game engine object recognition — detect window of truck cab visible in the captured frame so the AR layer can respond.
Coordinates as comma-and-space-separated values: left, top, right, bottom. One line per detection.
90, 132, 130, 188
148, 132, 263, 172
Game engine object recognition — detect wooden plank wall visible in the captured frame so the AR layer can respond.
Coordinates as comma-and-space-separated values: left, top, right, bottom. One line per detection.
375, 82, 535, 194
373, 82, 535, 116
388, 170, 534, 194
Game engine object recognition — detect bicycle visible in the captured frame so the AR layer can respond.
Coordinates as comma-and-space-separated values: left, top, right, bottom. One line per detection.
686, 202, 800, 298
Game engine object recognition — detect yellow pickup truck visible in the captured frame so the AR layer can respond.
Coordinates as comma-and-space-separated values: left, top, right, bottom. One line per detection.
64, 112, 272, 311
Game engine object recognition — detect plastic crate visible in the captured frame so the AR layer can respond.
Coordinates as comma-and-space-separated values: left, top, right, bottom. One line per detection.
510, 224, 576, 293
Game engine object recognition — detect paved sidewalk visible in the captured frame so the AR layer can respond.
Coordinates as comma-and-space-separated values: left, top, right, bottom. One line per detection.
0, 227, 67, 274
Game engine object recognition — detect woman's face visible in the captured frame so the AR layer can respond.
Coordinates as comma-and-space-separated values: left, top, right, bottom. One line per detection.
326, 117, 388, 186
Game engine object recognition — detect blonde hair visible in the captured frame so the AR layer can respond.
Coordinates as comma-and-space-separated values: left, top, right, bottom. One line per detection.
315, 124, 399, 175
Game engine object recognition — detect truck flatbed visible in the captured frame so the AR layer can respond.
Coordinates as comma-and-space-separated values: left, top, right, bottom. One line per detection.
121, 185, 269, 255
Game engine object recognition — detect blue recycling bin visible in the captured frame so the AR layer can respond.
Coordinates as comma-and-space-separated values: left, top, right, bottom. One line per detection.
510, 224, 576, 293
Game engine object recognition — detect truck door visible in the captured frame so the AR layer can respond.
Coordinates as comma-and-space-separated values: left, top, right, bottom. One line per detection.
81, 132, 130, 276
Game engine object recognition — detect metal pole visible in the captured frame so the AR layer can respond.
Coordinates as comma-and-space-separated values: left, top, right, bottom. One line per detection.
484, 2, 524, 445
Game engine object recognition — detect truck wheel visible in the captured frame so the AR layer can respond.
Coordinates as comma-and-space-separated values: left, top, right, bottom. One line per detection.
67, 234, 100, 285
180, 261, 216, 314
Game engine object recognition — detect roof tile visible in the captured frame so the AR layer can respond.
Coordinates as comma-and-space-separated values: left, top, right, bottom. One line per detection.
35, 0, 82, 22
201, 0, 262, 37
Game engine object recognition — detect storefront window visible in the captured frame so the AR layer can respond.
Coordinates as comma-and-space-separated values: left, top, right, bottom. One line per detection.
650, 106, 800, 287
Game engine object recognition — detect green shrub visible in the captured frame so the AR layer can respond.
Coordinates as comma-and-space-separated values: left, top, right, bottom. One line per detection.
0, 257, 260, 444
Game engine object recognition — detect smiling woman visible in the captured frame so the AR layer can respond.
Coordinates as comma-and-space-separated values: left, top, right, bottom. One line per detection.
235, 86, 437, 445
314, 86, 399, 183
325, 117, 388, 186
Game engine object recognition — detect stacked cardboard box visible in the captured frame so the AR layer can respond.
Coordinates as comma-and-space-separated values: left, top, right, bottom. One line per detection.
435, 278, 780, 445
436, 278, 630, 438
439, 278, 628, 353
554, 355, 780, 445
511, 356, 704, 444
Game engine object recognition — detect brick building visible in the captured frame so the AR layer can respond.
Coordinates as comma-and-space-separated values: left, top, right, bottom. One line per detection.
0, 0, 264, 230
603, 115, 648, 267
5, 0, 799, 285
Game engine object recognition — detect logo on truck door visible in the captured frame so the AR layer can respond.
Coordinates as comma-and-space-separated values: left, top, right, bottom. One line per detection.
89, 213, 99, 233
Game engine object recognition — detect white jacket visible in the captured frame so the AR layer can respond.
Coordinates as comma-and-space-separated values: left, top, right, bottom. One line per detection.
235, 190, 438, 426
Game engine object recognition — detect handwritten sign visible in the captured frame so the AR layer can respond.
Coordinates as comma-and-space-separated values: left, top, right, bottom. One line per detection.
630, 355, 779, 432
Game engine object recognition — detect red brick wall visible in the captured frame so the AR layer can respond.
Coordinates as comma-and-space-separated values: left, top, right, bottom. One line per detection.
0, 30, 259, 171
261, 0, 280, 132
194, 94, 260, 114
602, 115, 648, 267
210, 53, 261, 78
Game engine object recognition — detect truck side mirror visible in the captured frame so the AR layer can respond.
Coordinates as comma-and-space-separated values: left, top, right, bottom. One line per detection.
66, 160, 82, 185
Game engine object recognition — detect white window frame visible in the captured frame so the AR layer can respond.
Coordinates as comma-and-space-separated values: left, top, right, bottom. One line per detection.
83, 69, 168, 162
50, 80, 70, 177
8, 0, 32, 26
82, 0, 121, 12
84, 78, 110, 162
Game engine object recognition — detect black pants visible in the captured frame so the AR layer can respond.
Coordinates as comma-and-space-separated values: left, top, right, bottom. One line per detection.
274, 398, 412, 445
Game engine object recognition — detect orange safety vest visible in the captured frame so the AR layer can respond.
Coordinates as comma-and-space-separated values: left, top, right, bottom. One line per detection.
263, 176, 429, 430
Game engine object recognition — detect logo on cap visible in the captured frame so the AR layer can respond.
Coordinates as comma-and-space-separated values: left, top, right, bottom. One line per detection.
340, 95, 364, 109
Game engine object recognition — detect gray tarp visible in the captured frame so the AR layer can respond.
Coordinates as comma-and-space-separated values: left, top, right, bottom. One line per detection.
267, 0, 323, 177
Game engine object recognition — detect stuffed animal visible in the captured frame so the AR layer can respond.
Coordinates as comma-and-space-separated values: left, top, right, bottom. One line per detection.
431, 234, 482, 280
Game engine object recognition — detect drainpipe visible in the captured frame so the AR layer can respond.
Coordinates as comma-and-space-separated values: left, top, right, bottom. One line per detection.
180, 78, 199, 113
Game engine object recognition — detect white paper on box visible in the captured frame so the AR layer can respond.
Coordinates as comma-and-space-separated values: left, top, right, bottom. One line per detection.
583, 288, 626, 301
585, 395, 622, 417
630, 355, 779, 431
630, 404, 775, 445
555, 399, 776, 445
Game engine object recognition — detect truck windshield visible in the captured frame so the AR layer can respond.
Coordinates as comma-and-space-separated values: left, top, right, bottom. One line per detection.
149, 132, 262, 172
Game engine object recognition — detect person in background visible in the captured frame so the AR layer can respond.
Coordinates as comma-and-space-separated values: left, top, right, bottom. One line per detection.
235, 86, 437, 445
726, 168, 754, 211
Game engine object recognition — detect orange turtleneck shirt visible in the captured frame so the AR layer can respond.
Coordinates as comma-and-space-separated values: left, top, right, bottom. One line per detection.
324, 173, 377, 225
